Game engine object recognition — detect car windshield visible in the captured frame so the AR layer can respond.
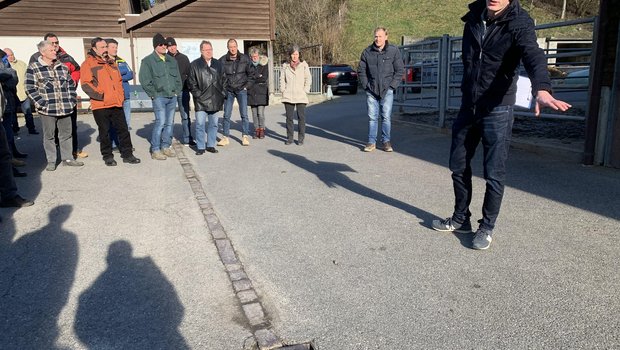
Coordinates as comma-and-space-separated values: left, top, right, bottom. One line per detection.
324, 65, 353, 72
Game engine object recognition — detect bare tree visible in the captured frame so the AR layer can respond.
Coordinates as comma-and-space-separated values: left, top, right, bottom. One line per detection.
275, 0, 348, 64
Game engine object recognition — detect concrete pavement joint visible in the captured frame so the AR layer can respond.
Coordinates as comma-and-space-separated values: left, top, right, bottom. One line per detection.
171, 140, 283, 349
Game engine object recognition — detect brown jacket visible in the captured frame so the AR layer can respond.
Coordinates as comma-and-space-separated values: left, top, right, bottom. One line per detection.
81, 50, 124, 110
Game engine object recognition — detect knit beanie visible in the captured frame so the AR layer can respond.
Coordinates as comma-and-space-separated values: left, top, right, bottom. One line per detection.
153, 33, 166, 48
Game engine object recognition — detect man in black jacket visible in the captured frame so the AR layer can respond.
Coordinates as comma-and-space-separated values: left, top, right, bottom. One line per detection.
358, 27, 405, 153
188, 41, 225, 155
218, 39, 252, 147
432, 0, 571, 250
166, 37, 195, 146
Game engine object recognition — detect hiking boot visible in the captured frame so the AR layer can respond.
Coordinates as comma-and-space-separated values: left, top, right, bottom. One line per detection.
123, 156, 141, 164
242, 135, 250, 146
162, 147, 176, 157
151, 151, 167, 160
363, 143, 376, 152
63, 159, 84, 167
472, 228, 493, 250
431, 217, 473, 233
383, 141, 393, 152
217, 136, 229, 146
46, 162, 57, 171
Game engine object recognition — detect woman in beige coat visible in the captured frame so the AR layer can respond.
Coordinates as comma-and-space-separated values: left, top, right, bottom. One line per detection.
280, 45, 312, 145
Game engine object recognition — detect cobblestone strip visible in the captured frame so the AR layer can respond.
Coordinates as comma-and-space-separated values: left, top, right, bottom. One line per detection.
171, 141, 283, 350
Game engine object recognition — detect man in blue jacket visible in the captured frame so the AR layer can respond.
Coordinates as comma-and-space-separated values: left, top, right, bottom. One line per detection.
106, 38, 133, 149
358, 27, 404, 153
432, 0, 571, 250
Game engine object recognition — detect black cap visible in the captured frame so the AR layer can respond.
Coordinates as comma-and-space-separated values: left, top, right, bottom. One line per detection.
152, 33, 166, 48
165, 37, 177, 46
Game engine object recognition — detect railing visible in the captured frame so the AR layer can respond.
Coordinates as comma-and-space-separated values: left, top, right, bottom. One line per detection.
396, 17, 596, 127
273, 66, 323, 94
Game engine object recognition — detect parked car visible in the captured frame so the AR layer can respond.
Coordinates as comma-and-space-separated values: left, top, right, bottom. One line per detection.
322, 64, 358, 94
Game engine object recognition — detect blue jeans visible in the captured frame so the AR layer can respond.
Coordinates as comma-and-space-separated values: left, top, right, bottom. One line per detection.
449, 105, 514, 231
177, 91, 192, 143
222, 90, 249, 136
110, 99, 132, 147
150, 96, 176, 152
195, 111, 220, 149
366, 88, 394, 144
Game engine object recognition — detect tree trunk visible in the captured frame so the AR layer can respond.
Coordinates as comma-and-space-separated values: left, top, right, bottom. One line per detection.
561, 0, 567, 19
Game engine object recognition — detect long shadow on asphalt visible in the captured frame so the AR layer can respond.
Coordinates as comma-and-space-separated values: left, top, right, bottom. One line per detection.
0, 205, 78, 349
74, 240, 189, 349
268, 150, 473, 248
302, 95, 620, 222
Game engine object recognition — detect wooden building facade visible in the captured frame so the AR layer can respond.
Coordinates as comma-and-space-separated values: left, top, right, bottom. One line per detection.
0, 0, 276, 94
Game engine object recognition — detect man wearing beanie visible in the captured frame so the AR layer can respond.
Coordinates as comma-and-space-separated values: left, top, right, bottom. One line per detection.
139, 33, 182, 160
166, 37, 194, 147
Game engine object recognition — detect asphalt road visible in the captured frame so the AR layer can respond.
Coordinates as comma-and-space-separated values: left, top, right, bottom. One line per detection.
1, 93, 618, 349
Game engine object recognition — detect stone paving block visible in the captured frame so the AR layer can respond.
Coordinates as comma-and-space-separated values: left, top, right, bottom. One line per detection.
254, 328, 282, 349
237, 289, 258, 304
215, 239, 238, 264
229, 269, 248, 281
233, 279, 253, 292
242, 303, 267, 327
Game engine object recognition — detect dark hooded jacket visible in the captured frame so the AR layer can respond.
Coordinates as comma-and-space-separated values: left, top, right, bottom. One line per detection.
460, 0, 552, 109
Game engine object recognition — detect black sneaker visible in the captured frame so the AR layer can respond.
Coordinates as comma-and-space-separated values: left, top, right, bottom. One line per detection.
431, 217, 472, 233
105, 158, 117, 166
0, 195, 34, 208
472, 229, 493, 250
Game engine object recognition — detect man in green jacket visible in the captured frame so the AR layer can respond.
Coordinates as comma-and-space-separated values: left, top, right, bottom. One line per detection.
139, 33, 183, 160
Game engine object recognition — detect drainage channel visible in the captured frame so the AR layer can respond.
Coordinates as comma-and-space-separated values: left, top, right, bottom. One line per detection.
172, 141, 316, 350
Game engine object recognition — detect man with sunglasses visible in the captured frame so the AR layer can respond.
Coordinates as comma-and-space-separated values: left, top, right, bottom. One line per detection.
139, 33, 183, 160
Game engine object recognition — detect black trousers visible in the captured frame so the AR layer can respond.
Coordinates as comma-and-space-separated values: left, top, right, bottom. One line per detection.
283, 102, 306, 141
93, 107, 133, 160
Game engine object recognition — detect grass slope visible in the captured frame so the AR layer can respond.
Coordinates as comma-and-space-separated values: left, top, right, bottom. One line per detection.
341, 0, 595, 65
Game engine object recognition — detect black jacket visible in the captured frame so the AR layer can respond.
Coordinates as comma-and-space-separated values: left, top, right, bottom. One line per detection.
170, 51, 191, 91
187, 58, 225, 113
460, 0, 552, 109
247, 60, 269, 106
358, 41, 404, 99
219, 52, 251, 92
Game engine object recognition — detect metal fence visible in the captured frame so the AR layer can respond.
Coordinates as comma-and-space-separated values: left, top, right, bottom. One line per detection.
273, 66, 323, 94
396, 17, 596, 127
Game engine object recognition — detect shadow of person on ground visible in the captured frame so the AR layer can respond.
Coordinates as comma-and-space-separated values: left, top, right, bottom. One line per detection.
74, 240, 189, 350
269, 150, 449, 240
0, 205, 78, 349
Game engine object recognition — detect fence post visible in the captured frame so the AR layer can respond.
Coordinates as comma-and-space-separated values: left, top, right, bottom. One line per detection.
438, 34, 450, 128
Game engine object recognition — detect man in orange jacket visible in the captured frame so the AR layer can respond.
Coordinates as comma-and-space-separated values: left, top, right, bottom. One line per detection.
81, 37, 140, 166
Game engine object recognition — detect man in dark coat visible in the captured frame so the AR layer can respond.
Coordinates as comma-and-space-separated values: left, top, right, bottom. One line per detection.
432, 0, 571, 250
187, 41, 225, 155
166, 37, 195, 146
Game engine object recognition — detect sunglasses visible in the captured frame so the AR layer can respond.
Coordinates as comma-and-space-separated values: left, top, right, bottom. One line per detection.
158, 43, 168, 47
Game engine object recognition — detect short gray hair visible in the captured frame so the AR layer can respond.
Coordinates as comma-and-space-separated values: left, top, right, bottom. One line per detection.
37, 40, 52, 53
249, 47, 261, 56
374, 27, 388, 35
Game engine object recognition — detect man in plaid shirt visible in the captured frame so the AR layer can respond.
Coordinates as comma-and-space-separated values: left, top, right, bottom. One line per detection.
25, 41, 84, 171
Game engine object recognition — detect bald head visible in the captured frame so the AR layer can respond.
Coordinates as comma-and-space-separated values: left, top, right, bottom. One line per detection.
3, 48, 15, 63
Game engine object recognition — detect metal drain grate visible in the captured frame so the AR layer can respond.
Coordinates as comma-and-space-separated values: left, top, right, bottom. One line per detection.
273, 343, 316, 350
